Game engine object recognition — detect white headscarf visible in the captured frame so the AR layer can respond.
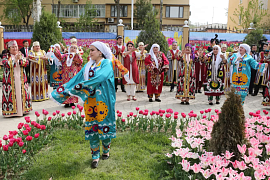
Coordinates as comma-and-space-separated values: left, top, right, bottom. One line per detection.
84, 41, 113, 80
149, 44, 160, 68
211, 45, 223, 81
237, 44, 250, 57
66, 45, 79, 67
46, 44, 62, 67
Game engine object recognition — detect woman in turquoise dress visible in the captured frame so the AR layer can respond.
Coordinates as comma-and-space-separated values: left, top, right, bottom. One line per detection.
50, 41, 115, 168
230, 44, 268, 104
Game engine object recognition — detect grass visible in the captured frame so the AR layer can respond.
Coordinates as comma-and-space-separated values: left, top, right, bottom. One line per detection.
20, 129, 173, 180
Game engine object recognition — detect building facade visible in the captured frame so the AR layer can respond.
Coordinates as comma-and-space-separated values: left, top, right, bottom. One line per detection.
0, 0, 190, 32
227, 0, 270, 31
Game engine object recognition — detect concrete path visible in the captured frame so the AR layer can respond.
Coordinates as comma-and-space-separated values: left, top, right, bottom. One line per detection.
0, 85, 269, 138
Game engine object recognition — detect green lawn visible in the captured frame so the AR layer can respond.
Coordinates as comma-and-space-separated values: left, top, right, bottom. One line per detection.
20, 130, 173, 180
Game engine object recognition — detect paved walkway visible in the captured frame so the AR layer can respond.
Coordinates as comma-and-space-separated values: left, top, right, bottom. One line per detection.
0, 85, 269, 138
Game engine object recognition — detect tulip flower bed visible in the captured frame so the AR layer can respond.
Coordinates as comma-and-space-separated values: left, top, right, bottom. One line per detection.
166, 109, 270, 180
116, 107, 182, 134
0, 105, 85, 179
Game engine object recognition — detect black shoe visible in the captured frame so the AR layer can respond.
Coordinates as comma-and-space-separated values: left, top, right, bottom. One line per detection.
180, 102, 185, 104
102, 154, 110, 160
70, 103, 75, 107
195, 90, 198, 93
251, 93, 257, 96
64, 104, 70, 108
170, 89, 174, 92
216, 101, 220, 104
209, 102, 213, 105
149, 99, 153, 102
185, 102, 190, 105
91, 160, 99, 168
122, 90, 126, 93
155, 99, 161, 102
198, 90, 202, 93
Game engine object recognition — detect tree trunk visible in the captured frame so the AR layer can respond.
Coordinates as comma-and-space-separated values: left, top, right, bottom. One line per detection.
116, 0, 120, 25
160, 0, 163, 31
57, 0, 61, 21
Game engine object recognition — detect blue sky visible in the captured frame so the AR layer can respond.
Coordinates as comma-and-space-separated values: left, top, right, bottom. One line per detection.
189, 0, 229, 25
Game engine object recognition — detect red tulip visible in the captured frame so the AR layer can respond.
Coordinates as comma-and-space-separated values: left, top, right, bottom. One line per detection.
166, 114, 171, 118
61, 113, 65, 117
116, 110, 119, 113
22, 149, 26, 154
256, 110, 260, 114
26, 127, 31, 132
25, 116, 31, 123
67, 112, 72, 116
190, 110, 194, 113
174, 112, 179, 115
12, 130, 18, 136
249, 112, 253, 116
48, 117, 52, 121
136, 107, 139, 111
18, 123, 24, 129
139, 110, 143, 114
174, 115, 178, 119
264, 111, 269, 115
8, 134, 13, 139
56, 110, 60, 114
160, 113, 164, 117
22, 130, 29, 135
79, 107, 83, 112
72, 106, 75, 109
8, 141, 14, 147
3, 145, 9, 151
208, 109, 212, 112
73, 111, 76, 115
0, 142, 2, 148
36, 124, 41, 129
121, 119, 125, 122
117, 114, 122, 117
52, 112, 57, 116
16, 137, 22, 143
127, 114, 130, 117
81, 115, 85, 118
129, 112, 133, 116
203, 115, 207, 119
18, 141, 24, 147
26, 136, 33, 141
9, 138, 16, 143
133, 115, 137, 118
40, 125, 46, 130
200, 111, 204, 114
34, 133, 40, 138
215, 109, 219, 113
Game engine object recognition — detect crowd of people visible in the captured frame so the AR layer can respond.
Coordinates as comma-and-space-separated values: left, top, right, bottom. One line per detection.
1, 36, 270, 168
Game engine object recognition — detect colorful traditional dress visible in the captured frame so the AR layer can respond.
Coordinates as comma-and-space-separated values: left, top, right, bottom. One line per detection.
167, 49, 181, 90
53, 48, 83, 104
230, 53, 266, 103
2, 55, 32, 117
112, 45, 125, 79
50, 59, 115, 159
47, 46, 63, 88
195, 54, 206, 91
136, 49, 147, 91
176, 53, 196, 99
145, 52, 169, 99
222, 52, 232, 95
28, 50, 49, 101
203, 52, 225, 102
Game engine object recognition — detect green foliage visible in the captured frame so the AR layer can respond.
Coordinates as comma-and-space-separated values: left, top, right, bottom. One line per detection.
209, 88, 248, 161
21, 130, 172, 180
32, 11, 63, 52
230, 0, 269, 30
243, 29, 266, 47
134, 0, 153, 29
1, 0, 33, 26
82, 48, 90, 66
76, 0, 97, 30
137, 8, 168, 53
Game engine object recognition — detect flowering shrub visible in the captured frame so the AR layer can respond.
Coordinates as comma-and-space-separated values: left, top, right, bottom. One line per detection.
166, 109, 270, 179
0, 104, 85, 179
116, 108, 182, 134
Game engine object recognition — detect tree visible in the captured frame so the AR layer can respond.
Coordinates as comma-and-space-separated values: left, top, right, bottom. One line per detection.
243, 29, 266, 47
230, 0, 268, 30
137, 8, 168, 53
32, 11, 63, 52
76, 0, 97, 31
1, 0, 34, 27
134, 0, 153, 29
160, 0, 163, 30
209, 88, 248, 161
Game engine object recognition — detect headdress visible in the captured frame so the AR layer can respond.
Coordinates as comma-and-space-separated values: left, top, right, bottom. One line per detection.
7, 40, 18, 48
149, 44, 160, 68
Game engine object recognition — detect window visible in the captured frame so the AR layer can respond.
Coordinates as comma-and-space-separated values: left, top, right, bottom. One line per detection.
240, 0, 242, 4
111, 5, 128, 17
260, 0, 268, 10
239, 15, 241, 24
52, 4, 105, 18
165, 6, 184, 18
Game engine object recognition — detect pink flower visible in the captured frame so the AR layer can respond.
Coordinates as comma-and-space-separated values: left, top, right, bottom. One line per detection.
116, 110, 119, 113
174, 112, 179, 115
200, 111, 204, 114
145, 109, 149, 113
22, 130, 29, 136
205, 109, 209, 113
22, 149, 26, 154
67, 112, 72, 116
264, 110, 269, 115
17, 123, 24, 129
237, 144, 246, 154
40, 125, 46, 130
208, 108, 212, 112
215, 109, 219, 113
52, 112, 57, 116
8, 134, 13, 139
224, 151, 234, 160
34, 133, 39, 138
133, 115, 137, 118
121, 119, 125, 122
181, 113, 186, 118
256, 110, 260, 114
48, 117, 52, 121
25, 116, 31, 123
81, 115, 85, 118
61, 113, 65, 117
73, 111, 76, 115
160, 113, 163, 117
181, 159, 190, 172
56, 110, 60, 114
166, 114, 171, 118
136, 107, 139, 111
72, 106, 75, 109
249, 112, 253, 116
190, 110, 194, 113
191, 163, 201, 173
117, 114, 122, 117
79, 107, 83, 112
203, 115, 207, 119
8, 141, 14, 147
139, 110, 144, 114
174, 115, 178, 119
16, 137, 22, 143
3, 145, 9, 151
236, 160, 248, 170
129, 112, 133, 116
143, 112, 148, 116
167, 38, 175, 45
127, 114, 130, 117
155, 112, 159, 115
42, 109, 49, 115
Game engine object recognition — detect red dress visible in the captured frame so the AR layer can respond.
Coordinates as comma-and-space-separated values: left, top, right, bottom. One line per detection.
195, 55, 206, 88
112, 45, 125, 78
145, 52, 169, 95
122, 52, 139, 85
54, 48, 83, 104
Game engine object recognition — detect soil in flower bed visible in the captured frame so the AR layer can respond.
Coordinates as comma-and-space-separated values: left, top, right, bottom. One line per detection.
20, 129, 173, 180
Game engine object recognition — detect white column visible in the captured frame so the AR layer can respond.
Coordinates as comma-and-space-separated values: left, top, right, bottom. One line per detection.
131, 0, 134, 30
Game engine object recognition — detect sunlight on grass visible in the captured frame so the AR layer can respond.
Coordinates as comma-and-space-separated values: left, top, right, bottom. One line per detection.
21, 129, 173, 180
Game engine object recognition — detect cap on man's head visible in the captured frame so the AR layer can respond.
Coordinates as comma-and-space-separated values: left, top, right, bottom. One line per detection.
116, 36, 123, 40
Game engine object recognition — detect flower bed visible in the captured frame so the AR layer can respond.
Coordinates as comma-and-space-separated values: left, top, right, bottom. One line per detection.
0, 105, 85, 179
166, 109, 270, 180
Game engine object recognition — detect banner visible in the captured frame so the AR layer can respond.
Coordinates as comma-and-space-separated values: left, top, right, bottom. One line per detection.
124, 30, 183, 50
